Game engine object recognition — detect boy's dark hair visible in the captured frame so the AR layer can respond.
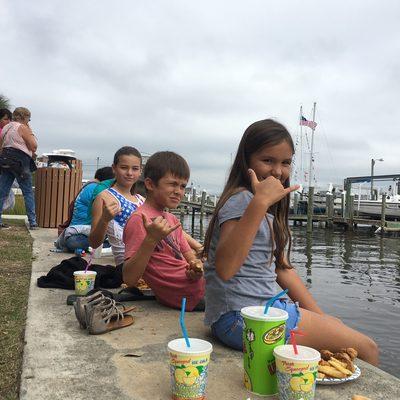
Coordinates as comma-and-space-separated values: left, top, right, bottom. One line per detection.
113, 146, 142, 165
0, 108, 12, 120
94, 166, 114, 181
144, 151, 190, 184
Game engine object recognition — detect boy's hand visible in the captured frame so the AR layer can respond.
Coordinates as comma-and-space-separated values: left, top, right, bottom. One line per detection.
102, 198, 121, 222
142, 214, 180, 243
248, 169, 300, 207
186, 259, 204, 280
194, 245, 206, 261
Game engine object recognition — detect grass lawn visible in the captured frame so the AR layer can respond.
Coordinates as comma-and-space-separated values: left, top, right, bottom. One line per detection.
0, 219, 33, 400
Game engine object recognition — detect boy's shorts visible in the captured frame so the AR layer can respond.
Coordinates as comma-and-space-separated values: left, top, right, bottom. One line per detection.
211, 299, 301, 351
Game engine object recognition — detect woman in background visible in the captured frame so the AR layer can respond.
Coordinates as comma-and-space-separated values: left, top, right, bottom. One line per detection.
0, 107, 38, 229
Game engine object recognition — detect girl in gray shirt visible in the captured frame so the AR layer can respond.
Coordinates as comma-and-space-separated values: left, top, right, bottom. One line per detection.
203, 119, 378, 366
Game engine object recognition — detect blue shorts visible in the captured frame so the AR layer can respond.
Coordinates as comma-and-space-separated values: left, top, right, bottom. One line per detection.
211, 299, 301, 351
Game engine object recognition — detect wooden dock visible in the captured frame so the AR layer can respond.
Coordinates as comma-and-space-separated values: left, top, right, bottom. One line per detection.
291, 191, 400, 234
172, 188, 400, 239
171, 191, 216, 238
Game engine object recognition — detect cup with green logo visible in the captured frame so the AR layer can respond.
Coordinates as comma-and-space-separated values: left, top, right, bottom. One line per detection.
241, 306, 288, 396
273, 344, 320, 400
73, 270, 97, 295
167, 338, 213, 400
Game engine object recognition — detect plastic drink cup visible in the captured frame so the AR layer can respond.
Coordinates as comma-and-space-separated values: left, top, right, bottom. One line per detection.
273, 345, 320, 400
73, 270, 97, 295
241, 306, 289, 396
167, 338, 213, 400
93, 244, 103, 259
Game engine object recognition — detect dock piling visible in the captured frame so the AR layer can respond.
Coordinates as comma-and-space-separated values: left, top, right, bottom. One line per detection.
307, 187, 314, 233
326, 194, 334, 228
381, 195, 387, 230
199, 191, 206, 239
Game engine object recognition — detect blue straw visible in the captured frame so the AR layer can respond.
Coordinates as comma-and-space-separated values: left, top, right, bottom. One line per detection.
180, 297, 191, 348
264, 289, 289, 315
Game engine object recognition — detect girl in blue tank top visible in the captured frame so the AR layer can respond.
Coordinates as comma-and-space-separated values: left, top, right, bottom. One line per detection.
203, 119, 378, 366
89, 146, 144, 266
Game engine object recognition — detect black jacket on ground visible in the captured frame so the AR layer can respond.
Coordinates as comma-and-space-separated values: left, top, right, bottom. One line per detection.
37, 256, 123, 289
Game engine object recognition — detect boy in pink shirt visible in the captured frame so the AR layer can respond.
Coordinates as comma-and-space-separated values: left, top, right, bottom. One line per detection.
123, 151, 205, 311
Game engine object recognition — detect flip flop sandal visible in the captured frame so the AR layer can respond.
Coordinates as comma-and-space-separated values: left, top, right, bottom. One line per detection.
87, 302, 134, 335
116, 287, 156, 302
67, 289, 115, 306
74, 292, 135, 329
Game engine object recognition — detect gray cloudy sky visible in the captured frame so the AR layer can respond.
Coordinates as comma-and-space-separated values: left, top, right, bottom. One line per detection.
1, 0, 399, 193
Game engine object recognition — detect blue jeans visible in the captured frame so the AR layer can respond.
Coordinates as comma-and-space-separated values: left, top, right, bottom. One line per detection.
211, 299, 301, 350
0, 169, 36, 225
65, 234, 90, 252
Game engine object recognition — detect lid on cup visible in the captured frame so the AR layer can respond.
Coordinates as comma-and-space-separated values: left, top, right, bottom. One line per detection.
73, 270, 97, 276
273, 345, 320, 362
168, 338, 213, 355
241, 306, 288, 322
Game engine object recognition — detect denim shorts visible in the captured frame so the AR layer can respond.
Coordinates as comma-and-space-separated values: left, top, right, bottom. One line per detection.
211, 299, 301, 351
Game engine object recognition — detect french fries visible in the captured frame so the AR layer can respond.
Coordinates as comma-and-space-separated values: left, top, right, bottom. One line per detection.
331, 355, 355, 373
317, 348, 357, 380
327, 359, 353, 376
318, 365, 346, 379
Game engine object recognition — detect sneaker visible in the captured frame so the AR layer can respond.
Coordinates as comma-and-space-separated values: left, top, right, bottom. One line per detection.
0, 223, 10, 229
29, 224, 39, 230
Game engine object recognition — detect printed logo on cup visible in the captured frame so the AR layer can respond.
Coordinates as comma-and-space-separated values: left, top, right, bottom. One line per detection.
263, 324, 285, 345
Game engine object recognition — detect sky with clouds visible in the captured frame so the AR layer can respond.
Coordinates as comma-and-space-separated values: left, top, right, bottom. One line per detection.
1, 0, 399, 193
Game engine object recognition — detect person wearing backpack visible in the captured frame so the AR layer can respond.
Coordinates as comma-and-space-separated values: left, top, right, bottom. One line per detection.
0, 107, 38, 229
55, 166, 114, 252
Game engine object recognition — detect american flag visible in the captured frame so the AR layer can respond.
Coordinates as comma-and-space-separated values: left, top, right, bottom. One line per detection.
300, 115, 317, 130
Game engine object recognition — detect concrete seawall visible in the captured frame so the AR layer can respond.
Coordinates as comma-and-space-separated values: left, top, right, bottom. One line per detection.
20, 228, 400, 399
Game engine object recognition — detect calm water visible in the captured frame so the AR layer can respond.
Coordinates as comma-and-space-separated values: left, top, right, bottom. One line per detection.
290, 225, 400, 378
182, 215, 400, 378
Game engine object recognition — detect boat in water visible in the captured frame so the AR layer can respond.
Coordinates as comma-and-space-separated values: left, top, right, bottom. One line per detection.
355, 184, 400, 220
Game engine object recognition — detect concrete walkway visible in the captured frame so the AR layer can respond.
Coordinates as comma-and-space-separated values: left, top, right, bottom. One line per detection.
20, 228, 400, 399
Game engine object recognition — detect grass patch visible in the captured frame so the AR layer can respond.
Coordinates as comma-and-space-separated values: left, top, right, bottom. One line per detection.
0, 220, 33, 399
4, 194, 26, 215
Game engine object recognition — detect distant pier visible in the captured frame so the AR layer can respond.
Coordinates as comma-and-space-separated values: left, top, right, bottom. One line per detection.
292, 189, 400, 234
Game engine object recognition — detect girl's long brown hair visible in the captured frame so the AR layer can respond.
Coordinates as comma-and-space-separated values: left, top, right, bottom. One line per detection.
203, 119, 294, 269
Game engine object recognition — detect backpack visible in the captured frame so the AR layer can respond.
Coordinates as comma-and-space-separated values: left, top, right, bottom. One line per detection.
57, 182, 92, 236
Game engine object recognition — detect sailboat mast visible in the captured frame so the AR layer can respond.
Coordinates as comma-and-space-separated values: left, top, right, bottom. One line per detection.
308, 102, 317, 189
300, 105, 303, 183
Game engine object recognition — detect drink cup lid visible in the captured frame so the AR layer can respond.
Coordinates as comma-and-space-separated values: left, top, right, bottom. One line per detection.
168, 338, 213, 355
241, 306, 288, 322
73, 270, 97, 276
273, 345, 320, 362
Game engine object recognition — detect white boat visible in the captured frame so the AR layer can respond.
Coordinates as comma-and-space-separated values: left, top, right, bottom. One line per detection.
356, 183, 400, 220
